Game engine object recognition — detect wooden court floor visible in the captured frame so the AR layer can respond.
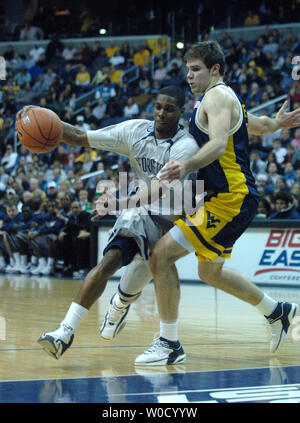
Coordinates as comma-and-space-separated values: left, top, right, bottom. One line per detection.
1, 273, 300, 384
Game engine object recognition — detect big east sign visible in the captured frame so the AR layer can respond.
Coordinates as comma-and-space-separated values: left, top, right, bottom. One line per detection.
255, 230, 300, 281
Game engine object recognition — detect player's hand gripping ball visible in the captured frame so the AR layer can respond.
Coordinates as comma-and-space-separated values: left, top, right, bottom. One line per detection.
16, 106, 63, 153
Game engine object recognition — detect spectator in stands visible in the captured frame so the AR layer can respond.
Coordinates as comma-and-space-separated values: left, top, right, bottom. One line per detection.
7, 52, 24, 72
291, 193, 300, 215
0, 117, 15, 148
1, 145, 18, 174
153, 60, 168, 83
45, 90, 61, 115
0, 166, 9, 187
273, 176, 289, 196
289, 81, 300, 106
280, 129, 292, 148
73, 161, 87, 178
109, 65, 124, 86
269, 191, 300, 219
46, 181, 58, 200
109, 50, 125, 67
75, 64, 91, 92
81, 152, 94, 174
76, 42, 92, 65
256, 197, 272, 218
29, 44, 45, 63
62, 42, 77, 62
166, 67, 183, 88
119, 42, 131, 65
80, 10, 96, 36
0, 200, 23, 272
95, 77, 116, 102
245, 82, 262, 108
290, 182, 300, 200
167, 50, 183, 72
264, 162, 281, 196
47, 49, 66, 74
147, 37, 167, 57
75, 115, 91, 132
285, 145, 298, 168
244, 10, 260, 26
3, 45, 15, 61
28, 177, 46, 199
19, 22, 44, 41
43, 67, 57, 90
78, 189, 92, 212
90, 41, 104, 60
81, 105, 98, 129
291, 128, 300, 149
284, 163, 297, 188
266, 151, 283, 174
123, 97, 139, 118
57, 201, 90, 278
32, 74, 50, 99
8, 203, 44, 274
92, 98, 107, 123
133, 45, 151, 68
106, 42, 120, 59
16, 83, 36, 106
138, 74, 152, 94
91, 65, 109, 86
28, 199, 66, 275
272, 138, 287, 165
51, 163, 67, 184
62, 108, 76, 125
262, 35, 279, 55
250, 149, 267, 176
14, 67, 32, 87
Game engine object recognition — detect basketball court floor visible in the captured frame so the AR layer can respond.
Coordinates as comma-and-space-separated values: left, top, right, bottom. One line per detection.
1, 273, 300, 403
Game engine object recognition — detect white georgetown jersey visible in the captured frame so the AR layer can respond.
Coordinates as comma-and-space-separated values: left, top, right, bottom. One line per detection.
87, 119, 200, 219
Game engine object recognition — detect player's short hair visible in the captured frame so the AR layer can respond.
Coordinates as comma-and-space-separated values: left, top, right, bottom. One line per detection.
158, 86, 185, 108
184, 40, 226, 76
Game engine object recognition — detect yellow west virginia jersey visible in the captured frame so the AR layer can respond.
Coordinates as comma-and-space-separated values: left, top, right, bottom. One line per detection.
189, 83, 258, 198
175, 83, 259, 262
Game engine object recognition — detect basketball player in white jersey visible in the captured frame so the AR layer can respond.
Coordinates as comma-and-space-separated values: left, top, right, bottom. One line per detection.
19, 86, 200, 359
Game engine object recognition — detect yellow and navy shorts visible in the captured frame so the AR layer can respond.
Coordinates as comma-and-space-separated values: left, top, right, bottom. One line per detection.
175, 193, 258, 263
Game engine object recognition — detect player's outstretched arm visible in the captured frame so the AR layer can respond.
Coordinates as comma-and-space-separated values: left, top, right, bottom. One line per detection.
61, 121, 90, 147
247, 100, 300, 135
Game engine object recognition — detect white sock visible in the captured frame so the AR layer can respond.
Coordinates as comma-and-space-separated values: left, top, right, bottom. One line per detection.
39, 257, 46, 266
31, 256, 38, 265
256, 294, 278, 317
113, 293, 127, 308
160, 321, 178, 342
0, 256, 5, 266
13, 252, 20, 265
62, 302, 89, 331
47, 257, 54, 266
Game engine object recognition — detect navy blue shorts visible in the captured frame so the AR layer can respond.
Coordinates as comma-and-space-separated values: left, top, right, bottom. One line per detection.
103, 236, 140, 266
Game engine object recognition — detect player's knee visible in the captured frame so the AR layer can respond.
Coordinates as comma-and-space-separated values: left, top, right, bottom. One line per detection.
150, 241, 173, 275
198, 264, 221, 284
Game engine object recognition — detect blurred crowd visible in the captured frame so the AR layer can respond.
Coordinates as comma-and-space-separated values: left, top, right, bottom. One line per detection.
0, 24, 300, 277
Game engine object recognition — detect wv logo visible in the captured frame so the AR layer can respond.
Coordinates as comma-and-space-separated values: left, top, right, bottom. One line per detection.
206, 211, 220, 229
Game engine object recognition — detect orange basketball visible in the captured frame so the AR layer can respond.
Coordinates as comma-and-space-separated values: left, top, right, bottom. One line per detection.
16, 107, 63, 153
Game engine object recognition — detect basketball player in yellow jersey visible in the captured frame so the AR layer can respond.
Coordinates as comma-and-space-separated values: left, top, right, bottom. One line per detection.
135, 41, 300, 365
